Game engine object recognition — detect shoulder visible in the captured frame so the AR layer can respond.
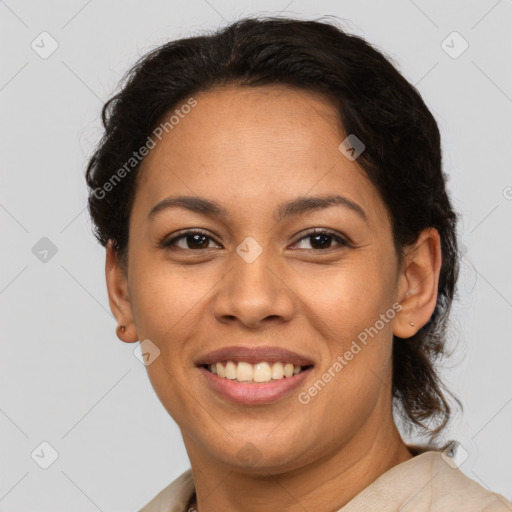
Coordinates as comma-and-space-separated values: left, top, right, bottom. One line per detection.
137, 469, 195, 512
426, 451, 512, 511
340, 448, 512, 512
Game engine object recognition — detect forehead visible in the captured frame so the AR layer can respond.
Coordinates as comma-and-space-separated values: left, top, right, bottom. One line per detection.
132, 85, 388, 229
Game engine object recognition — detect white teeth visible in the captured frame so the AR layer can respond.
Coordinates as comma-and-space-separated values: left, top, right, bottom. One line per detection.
253, 362, 272, 382
236, 362, 253, 381
207, 361, 305, 382
283, 363, 294, 378
216, 362, 225, 378
225, 360, 237, 379
271, 362, 284, 380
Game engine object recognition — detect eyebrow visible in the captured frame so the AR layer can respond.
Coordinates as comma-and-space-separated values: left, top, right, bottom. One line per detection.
147, 194, 368, 223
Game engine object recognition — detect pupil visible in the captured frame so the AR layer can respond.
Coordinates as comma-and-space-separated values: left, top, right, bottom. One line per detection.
311, 234, 331, 249
189, 234, 208, 249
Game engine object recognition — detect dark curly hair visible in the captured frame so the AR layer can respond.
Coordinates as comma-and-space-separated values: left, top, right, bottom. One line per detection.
85, 15, 461, 442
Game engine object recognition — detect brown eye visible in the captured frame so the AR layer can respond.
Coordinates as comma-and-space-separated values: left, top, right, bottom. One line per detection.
160, 228, 351, 253
162, 231, 220, 250
292, 230, 351, 251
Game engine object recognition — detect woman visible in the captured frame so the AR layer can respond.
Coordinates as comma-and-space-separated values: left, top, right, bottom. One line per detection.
85, 16, 511, 512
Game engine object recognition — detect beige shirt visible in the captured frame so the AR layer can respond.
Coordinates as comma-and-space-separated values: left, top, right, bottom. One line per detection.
138, 448, 512, 512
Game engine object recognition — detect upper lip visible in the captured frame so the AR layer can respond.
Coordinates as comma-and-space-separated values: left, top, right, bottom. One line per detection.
194, 345, 315, 367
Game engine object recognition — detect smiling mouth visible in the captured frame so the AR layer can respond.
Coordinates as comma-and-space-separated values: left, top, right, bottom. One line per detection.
201, 361, 313, 384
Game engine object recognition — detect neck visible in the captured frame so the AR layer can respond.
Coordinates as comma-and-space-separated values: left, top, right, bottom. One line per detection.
184, 418, 413, 512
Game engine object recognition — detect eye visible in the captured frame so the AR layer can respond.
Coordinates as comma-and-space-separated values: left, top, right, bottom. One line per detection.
161, 230, 220, 251
291, 229, 351, 251
160, 228, 352, 252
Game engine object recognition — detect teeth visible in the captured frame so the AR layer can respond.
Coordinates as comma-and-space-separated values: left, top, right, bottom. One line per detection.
225, 361, 237, 379
271, 362, 284, 379
283, 363, 294, 378
236, 362, 253, 381
216, 362, 226, 378
207, 361, 305, 382
253, 362, 272, 382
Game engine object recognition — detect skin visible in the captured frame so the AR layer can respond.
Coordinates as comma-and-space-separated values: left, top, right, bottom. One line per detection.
106, 84, 442, 511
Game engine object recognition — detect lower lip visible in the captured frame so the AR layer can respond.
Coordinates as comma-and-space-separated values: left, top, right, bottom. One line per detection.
198, 366, 313, 405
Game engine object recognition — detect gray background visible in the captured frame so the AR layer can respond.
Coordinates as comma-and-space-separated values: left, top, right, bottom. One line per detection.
1, 0, 511, 510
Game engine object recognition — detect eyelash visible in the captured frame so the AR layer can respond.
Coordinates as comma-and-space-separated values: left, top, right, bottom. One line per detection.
160, 228, 352, 252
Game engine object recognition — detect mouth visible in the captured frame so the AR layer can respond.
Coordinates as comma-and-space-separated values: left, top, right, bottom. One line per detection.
194, 346, 315, 404
200, 360, 313, 383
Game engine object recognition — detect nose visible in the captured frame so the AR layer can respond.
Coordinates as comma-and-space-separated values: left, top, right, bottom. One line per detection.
210, 245, 295, 329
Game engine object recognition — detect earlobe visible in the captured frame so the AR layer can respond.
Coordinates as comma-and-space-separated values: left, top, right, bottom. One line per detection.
115, 323, 138, 343
105, 241, 139, 343
393, 228, 442, 339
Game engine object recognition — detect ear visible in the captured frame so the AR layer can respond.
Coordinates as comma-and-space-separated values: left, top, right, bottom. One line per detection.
393, 228, 442, 339
105, 240, 139, 343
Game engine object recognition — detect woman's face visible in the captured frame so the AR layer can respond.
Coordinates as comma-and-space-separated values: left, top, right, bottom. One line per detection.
110, 84, 414, 472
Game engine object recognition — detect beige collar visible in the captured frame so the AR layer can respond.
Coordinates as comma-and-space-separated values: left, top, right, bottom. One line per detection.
138, 448, 511, 512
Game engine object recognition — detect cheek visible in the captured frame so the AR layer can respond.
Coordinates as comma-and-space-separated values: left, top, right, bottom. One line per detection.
293, 255, 397, 394
128, 264, 207, 423
293, 253, 397, 334
129, 260, 207, 340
